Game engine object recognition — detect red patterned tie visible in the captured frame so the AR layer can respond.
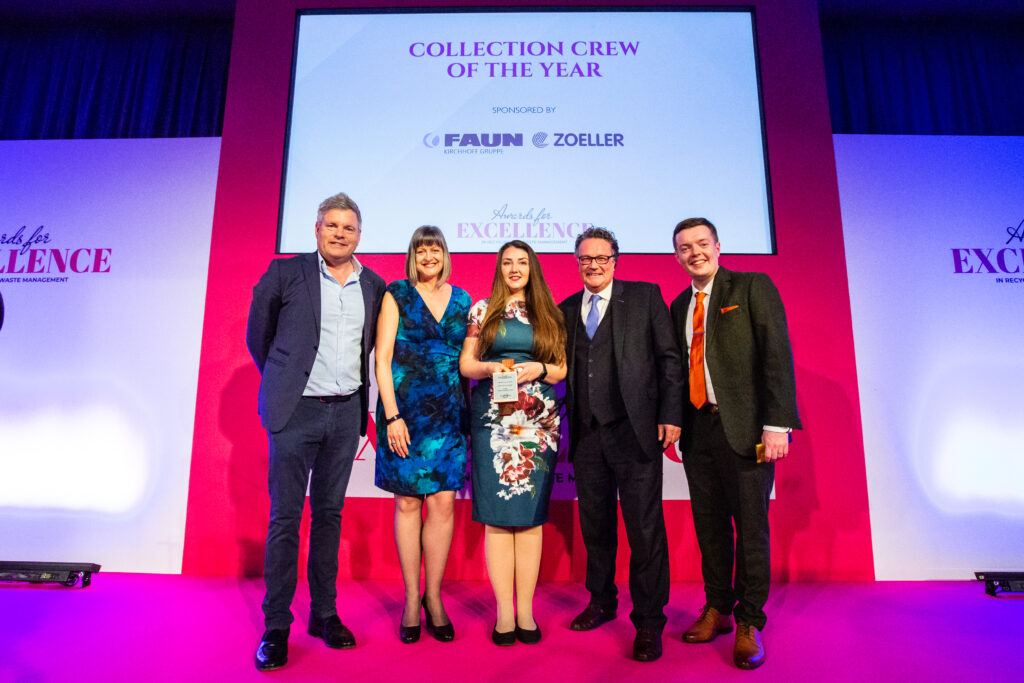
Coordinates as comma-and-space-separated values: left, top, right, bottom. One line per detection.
689, 292, 707, 408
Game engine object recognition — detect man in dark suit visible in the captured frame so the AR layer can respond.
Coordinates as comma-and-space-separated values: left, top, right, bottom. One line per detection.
246, 192, 385, 672
670, 217, 800, 670
559, 227, 684, 662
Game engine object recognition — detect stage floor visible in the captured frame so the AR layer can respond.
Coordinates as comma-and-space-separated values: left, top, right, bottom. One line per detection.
1, 575, 1019, 681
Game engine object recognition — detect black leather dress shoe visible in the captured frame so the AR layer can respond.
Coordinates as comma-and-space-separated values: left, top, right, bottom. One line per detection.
491, 624, 516, 646
423, 595, 455, 642
254, 628, 288, 672
570, 603, 616, 631
633, 628, 663, 662
308, 614, 356, 649
515, 623, 542, 644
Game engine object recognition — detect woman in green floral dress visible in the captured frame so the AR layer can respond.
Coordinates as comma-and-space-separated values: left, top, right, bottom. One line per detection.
459, 240, 566, 645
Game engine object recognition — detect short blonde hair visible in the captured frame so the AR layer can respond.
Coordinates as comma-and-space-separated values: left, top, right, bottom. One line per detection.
405, 225, 452, 284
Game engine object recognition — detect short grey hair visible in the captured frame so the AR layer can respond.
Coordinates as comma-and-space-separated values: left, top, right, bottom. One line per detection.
316, 192, 362, 228
574, 226, 620, 259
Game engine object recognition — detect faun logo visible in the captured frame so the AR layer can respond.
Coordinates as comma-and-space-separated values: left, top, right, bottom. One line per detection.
424, 132, 524, 148
0, 225, 112, 284
951, 219, 1024, 283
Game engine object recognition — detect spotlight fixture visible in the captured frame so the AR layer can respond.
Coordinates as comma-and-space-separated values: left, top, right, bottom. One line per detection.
974, 571, 1024, 596
0, 561, 101, 588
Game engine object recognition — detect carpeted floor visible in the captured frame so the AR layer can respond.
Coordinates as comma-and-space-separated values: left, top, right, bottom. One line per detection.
1, 575, 1019, 682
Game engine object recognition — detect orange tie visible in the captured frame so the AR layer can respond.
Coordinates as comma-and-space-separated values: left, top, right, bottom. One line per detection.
689, 292, 707, 408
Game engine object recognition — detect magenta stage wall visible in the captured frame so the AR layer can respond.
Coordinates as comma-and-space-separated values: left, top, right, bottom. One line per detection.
182, 0, 873, 582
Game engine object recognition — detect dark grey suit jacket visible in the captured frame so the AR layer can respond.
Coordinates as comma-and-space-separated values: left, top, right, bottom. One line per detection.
559, 279, 684, 462
670, 266, 801, 457
246, 252, 385, 435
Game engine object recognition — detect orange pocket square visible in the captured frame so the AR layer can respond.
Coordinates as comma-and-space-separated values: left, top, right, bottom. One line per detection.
720, 305, 740, 314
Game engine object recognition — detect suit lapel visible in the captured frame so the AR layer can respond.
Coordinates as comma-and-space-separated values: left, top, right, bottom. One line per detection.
705, 266, 731, 349
302, 252, 321, 333
610, 279, 627, 362
678, 288, 693, 347
565, 291, 582, 379
359, 266, 375, 353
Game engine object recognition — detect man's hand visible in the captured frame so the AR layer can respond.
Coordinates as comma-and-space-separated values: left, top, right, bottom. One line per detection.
658, 424, 681, 449
761, 429, 789, 462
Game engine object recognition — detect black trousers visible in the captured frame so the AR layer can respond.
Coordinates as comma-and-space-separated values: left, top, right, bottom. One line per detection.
682, 409, 774, 630
262, 395, 360, 631
574, 416, 670, 632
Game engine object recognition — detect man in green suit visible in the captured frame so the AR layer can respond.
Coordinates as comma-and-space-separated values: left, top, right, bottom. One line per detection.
669, 218, 801, 670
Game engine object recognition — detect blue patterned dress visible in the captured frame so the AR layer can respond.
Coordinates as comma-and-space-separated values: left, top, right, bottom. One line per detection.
468, 299, 560, 526
375, 280, 470, 494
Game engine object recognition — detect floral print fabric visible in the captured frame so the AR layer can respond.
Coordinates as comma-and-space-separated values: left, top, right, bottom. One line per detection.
468, 299, 560, 525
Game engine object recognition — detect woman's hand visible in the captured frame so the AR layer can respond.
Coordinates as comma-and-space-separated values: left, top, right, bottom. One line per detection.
386, 418, 411, 458
512, 361, 546, 384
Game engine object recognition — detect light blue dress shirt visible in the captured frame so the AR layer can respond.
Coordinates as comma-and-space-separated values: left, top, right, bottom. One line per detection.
303, 254, 365, 397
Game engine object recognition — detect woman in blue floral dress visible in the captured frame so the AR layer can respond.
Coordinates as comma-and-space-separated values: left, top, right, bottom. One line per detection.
375, 226, 470, 644
459, 240, 567, 645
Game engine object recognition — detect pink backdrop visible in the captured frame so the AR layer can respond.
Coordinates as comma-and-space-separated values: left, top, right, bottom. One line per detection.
183, 0, 873, 582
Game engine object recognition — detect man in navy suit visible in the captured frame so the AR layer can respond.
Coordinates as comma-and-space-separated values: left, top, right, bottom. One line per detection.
559, 227, 683, 662
670, 218, 800, 670
246, 192, 385, 672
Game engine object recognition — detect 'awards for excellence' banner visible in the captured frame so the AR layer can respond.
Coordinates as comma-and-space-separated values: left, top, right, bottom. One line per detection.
278, 10, 773, 254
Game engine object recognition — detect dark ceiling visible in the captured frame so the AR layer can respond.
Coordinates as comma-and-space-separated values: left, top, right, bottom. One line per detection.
1, 0, 1021, 21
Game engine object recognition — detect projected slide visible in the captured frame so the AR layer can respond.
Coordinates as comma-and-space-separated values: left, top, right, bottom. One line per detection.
279, 9, 773, 254
0, 138, 219, 573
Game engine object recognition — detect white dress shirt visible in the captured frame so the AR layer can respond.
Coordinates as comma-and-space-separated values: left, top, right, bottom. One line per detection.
581, 280, 613, 326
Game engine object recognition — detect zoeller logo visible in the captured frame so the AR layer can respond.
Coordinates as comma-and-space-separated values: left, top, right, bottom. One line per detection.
951, 218, 1024, 277
531, 132, 624, 148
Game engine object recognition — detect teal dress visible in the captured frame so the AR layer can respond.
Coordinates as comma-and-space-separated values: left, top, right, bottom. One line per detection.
375, 280, 470, 494
468, 299, 560, 526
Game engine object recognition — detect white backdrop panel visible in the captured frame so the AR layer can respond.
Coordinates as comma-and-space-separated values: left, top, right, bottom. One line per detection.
0, 138, 220, 573
835, 134, 1024, 579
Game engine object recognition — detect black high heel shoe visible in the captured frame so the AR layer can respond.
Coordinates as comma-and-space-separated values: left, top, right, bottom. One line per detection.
422, 594, 455, 642
399, 623, 421, 644
399, 603, 421, 644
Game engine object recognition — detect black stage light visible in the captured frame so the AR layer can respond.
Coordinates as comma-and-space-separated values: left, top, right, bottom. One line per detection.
974, 571, 1024, 596
0, 561, 101, 587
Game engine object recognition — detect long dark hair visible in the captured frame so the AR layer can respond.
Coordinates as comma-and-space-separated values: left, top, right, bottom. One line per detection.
476, 240, 566, 365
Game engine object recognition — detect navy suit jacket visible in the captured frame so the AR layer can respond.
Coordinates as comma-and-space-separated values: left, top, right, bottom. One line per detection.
559, 279, 684, 462
246, 252, 386, 434
670, 266, 801, 457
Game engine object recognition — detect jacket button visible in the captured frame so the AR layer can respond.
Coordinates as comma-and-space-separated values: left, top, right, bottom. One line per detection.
304, 371, 310, 377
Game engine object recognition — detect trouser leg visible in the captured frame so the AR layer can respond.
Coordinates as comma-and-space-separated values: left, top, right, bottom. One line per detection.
573, 424, 619, 610
307, 398, 360, 620
263, 398, 322, 630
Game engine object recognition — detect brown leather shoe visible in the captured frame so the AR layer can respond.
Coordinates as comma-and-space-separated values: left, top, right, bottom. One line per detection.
682, 605, 733, 643
734, 622, 766, 669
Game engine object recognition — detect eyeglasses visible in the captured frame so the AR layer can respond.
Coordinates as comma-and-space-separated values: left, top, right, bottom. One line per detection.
577, 255, 614, 266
